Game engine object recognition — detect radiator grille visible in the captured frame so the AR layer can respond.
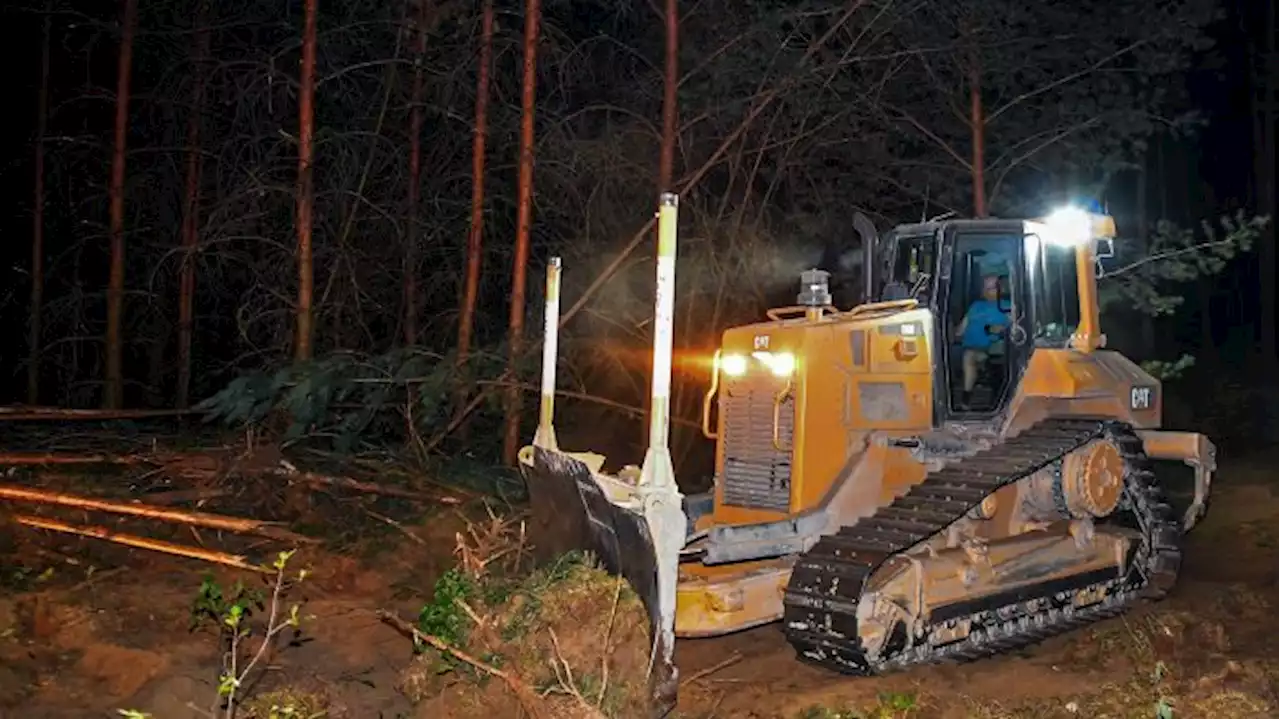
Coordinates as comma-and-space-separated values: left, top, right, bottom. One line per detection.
718, 374, 794, 511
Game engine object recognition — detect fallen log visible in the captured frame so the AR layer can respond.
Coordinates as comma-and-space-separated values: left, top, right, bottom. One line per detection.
0, 453, 148, 466
0, 407, 195, 422
12, 514, 270, 572
274, 468, 462, 505
0, 484, 318, 544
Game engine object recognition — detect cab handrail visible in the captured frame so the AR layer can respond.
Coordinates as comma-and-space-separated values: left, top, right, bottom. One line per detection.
701, 350, 722, 440
771, 377, 794, 452
765, 305, 838, 322
844, 298, 919, 317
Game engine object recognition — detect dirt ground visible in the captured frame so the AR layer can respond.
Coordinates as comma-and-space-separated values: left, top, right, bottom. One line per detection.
0, 447, 1274, 719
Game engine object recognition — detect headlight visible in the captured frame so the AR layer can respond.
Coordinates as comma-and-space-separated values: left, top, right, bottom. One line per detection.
720, 353, 748, 377
752, 351, 796, 377
768, 351, 796, 377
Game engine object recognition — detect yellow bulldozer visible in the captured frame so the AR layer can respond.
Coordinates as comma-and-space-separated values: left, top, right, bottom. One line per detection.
519, 194, 1216, 716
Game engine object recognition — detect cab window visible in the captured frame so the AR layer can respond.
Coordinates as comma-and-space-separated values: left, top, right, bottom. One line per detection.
1024, 234, 1081, 347
882, 235, 937, 303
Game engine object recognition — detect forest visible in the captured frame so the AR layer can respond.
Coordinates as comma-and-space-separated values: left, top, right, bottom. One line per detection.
0, 0, 1273, 470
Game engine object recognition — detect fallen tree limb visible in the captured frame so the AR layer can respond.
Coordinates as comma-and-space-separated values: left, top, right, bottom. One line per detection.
0, 484, 318, 544
0, 406, 196, 422
375, 609, 547, 719
272, 467, 462, 505
680, 651, 743, 687
12, 514, 270, 572
0, 453, 149, 466
363, 509, 425, 544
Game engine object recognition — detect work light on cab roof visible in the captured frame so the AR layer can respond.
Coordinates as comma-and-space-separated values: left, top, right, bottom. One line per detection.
1038, 205, 1118, 246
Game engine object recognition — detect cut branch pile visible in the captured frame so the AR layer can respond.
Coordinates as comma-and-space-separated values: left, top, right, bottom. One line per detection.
381, 512, 653, 718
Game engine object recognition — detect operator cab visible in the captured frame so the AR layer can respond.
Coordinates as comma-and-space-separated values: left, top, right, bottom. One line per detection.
868, 217, 1088, 422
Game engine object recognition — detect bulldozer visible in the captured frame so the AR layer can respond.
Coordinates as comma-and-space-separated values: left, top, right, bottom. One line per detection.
519, 194, 1216, 716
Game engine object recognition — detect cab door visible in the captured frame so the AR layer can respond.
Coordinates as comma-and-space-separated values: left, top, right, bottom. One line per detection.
932, 221, 1031, 422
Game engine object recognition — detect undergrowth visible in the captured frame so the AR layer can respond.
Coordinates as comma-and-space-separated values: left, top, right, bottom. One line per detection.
413, 550, 618, 660
125, 552, 316, 719
400, 549, 653, 718
417, 567, 477, 647
195, 347, 518, 456
194, 348, 531, 503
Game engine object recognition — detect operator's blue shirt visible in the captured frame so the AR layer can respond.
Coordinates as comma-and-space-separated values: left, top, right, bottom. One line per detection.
960, 299, 1007, 349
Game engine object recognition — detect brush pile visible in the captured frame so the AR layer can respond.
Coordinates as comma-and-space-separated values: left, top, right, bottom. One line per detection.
385, 509, 656, 719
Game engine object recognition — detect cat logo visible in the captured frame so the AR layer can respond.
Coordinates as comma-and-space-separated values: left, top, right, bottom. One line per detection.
1130, 386, 1154, 411
753, 335, 770, 350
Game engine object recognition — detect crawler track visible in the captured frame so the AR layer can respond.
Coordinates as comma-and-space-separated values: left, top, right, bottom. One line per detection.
781, 417, 1180, 674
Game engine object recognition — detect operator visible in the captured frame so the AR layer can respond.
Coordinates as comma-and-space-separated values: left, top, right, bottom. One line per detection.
954, 275, 1008, 406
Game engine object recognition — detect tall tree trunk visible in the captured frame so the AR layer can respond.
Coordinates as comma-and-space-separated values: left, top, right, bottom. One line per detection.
104, 0, 138, 409
28, 2, 51, 406
501, 0, 541, 466
176, 0, 211, 409
404, 0, 429, 347
968, 57, 986, 218
455, 0, 494, 421
658, 0, 678, 193
294, 0, 318, 362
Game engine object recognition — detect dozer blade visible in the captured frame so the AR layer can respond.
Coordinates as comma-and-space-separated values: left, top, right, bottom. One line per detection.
516, 194, 686, 717
520, 444, 678, 717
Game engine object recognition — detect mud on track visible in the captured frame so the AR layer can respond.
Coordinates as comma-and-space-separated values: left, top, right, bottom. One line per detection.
0, 452, 1274, 718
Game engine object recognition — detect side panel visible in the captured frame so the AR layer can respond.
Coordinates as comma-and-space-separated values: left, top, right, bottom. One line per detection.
1006, 348, 1164, 432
